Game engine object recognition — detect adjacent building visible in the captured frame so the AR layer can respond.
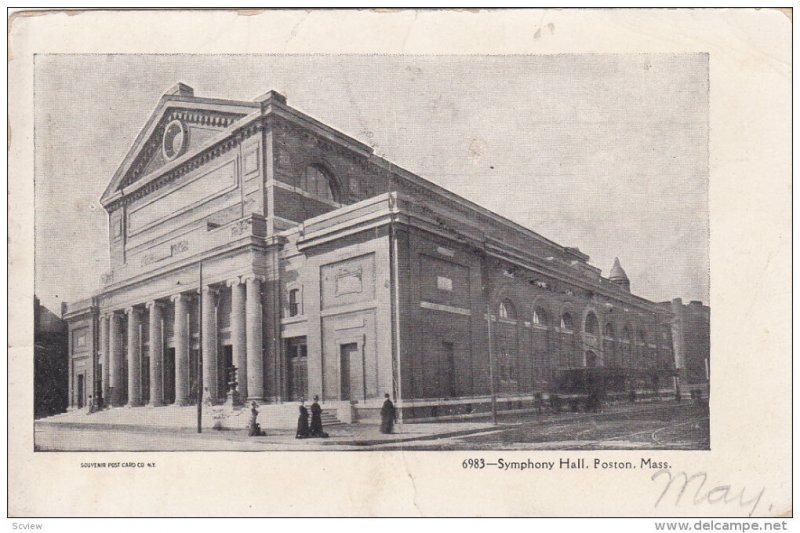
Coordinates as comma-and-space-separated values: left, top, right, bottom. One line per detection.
61, 83, 686, 421
34, 295, 68, 417
663, 298, 710, 397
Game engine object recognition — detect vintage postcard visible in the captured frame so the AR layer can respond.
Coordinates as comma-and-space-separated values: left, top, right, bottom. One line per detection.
8, 8, 792, 518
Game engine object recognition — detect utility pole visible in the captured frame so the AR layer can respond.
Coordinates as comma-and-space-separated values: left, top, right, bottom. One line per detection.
487, 305, 497, 425
197, 262, 203, 434
390, 217, 404, 432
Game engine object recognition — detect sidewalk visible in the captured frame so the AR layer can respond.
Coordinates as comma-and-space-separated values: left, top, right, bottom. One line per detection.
34, 400, 684, 451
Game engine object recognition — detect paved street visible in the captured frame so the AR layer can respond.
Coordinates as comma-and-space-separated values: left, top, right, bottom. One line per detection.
34, 401, 708, 451
409, 402, 710, 451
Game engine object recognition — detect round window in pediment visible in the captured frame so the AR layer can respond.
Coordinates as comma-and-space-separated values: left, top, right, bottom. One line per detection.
162, 120, 187, 161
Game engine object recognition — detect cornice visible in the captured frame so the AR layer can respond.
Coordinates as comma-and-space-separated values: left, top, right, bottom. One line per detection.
267, 105, 374, 157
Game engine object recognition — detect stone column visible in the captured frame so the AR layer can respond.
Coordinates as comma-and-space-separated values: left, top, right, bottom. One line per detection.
99, 314, 110, 405
202, 286, 219, 402
147, 301, 164, 407
245, 275, 264, 401
126, 306, 143, 407
171, 293, 190, 405
228, 278, 247, 400
108, 312, 124, 406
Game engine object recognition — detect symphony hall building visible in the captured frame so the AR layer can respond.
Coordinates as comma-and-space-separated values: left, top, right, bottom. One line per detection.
62, 83, 685, 422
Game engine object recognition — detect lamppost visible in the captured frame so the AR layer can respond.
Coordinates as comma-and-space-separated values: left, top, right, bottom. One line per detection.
486, 304, 497, 425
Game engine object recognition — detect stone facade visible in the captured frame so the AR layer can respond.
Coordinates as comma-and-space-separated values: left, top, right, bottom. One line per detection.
62, 83, 684, 420
662, 298, 710, 395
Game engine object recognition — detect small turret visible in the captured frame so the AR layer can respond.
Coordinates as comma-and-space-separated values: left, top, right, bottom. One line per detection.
609, 257, 630, 292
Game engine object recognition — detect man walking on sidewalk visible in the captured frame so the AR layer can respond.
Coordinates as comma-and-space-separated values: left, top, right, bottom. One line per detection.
380, 393, 396, 434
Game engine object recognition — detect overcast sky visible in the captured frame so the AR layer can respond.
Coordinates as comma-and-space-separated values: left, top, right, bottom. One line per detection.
34, 54, 709, 312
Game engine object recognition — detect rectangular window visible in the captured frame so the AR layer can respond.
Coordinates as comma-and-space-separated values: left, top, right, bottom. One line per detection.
436, 276, 453, 292
288, 288, 301, 317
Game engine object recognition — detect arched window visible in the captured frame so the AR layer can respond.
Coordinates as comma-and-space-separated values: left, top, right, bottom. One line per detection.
584, 312, 599, 335
604, 323, 615, 339
288, 288, 300, 317
560, 312, 574, 330
299, 165, 337, 203
533, 306, 549, 326
498, 299, 517, 320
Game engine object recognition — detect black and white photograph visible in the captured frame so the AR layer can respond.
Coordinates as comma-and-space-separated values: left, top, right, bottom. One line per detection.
33, 53, 711, 452
9, 8, 791, 519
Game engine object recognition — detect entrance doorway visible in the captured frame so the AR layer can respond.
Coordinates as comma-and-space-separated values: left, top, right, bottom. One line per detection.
142, 354, 150, 404
339, 343, 358, 401
97, 363, 103, 405
286, 337, 308, 402
442, 342, 456, 398
220, 345, 233, 398
164, 348, 176, 404
189, 349, 199, 404
77, 374, 85, 408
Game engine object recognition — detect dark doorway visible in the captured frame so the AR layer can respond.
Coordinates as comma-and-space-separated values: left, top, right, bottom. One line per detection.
442, 342, 456, 397
164, 348, 176, 404
121, 359, 129, 406
220, 345, 233, 398
189, 349, 199, 404
97, 363, 103, 405
142, 354, 150, 404
287, 337, 308, 402
339, 343, 358, 401
77, 374, 85, 408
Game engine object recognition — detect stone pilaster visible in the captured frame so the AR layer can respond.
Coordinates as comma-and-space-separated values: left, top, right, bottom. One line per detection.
245, 275, 264, 401
228, 277, 247, 400
147, 301, 165, 407
171, 293, 190, 405
108, 311, 125, 406
202, 286, 219, 402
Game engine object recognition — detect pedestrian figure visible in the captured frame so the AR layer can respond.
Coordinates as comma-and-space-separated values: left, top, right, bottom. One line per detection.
587, 389, 600, 413
248, 401, 265, 436
380, 393, 396, 434
309, 395, 328, 438
296, 402, 310, 439
550, 393, 562, 413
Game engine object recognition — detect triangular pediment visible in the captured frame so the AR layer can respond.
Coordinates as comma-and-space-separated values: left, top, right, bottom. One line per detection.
101, 84, 259, 205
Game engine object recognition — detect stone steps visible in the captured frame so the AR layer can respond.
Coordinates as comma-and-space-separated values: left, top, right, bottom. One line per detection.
38, 403, 345, 430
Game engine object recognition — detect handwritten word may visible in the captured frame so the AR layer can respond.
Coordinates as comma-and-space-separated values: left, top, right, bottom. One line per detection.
652, 469, 766, 517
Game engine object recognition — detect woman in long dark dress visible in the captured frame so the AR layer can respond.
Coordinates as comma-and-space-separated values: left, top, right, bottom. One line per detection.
296, 404, 310, 439
309, 395, 328, 437
380, 393, 396, 434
